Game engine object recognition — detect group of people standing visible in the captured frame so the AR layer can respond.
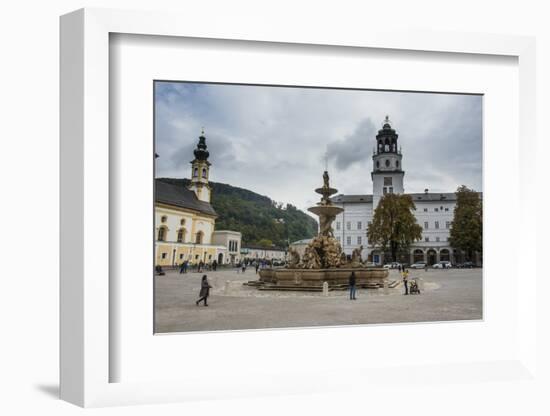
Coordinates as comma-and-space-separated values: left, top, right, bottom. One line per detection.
179, 259, 218, 274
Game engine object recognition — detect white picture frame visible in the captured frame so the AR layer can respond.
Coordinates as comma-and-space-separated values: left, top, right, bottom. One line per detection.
60, 8, 537, 408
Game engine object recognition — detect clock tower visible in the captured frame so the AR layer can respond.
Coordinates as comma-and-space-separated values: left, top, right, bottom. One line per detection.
188, 129, 212, 203
372, 116, 405, 208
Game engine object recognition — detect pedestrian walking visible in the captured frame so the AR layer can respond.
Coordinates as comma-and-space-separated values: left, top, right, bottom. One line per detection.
212, 259, 217, 271
349, 271, 357, 300
255, 262, 259, 274
403, 269, 409, 295
179, 262, 185, 274
195, 275, 212, 306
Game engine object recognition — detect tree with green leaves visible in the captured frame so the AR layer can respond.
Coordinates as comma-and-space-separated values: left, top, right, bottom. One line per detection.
449, 185, 482, 262
257, 239, 274, 248
367, 194, 423, 262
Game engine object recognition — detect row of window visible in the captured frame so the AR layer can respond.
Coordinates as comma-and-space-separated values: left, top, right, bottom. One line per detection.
424, 221, 451, 230
335, 221, 370, 231
160, 215, 187, 226
336, 219, 451, 231
228, 240, 239, 252
157, 227, 204, 244
160, 252, 213, 261
424, 236, 450, 242
420, 207, 450, 212
336, 235, 450, 246
336, 236, 363, 245
375, 159, 400, 168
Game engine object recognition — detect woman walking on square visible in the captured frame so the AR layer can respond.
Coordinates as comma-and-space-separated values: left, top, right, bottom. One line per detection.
196, 275, 212, 306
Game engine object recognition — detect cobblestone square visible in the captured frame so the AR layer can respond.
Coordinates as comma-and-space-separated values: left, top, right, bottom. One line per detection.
155, 267, 482, 333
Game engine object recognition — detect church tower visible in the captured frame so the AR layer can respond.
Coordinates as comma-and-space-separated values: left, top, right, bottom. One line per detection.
372, 116, 405, 208
188, 129, 212, 203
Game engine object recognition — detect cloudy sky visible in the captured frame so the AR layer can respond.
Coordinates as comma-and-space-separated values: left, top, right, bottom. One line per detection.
155, 82, 482, 212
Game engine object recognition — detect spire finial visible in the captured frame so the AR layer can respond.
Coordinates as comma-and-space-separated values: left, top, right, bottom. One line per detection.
201, 126, 205, 136
324, 151, 329, 172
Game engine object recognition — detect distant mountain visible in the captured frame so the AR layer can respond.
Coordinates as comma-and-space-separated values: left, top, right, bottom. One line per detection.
157, 178, 318, 248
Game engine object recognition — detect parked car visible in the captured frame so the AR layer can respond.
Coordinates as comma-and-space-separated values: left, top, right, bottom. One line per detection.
410, 262, 427, 269
433, 261, 452, 269
457, 261, 475, 268
383, 262, 401, 269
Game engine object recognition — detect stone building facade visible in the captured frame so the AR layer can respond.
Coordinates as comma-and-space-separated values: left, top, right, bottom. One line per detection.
154, 131, 242, 267
332, 116, 478, 266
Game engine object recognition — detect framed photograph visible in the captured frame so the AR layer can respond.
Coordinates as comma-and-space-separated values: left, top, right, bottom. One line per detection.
60, 8, 537, 408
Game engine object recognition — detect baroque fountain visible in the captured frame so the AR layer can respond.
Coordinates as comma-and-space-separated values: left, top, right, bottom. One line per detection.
254, 171, 388, 291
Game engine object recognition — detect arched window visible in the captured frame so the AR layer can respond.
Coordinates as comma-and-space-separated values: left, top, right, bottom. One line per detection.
193, 167, 198, 177
376, 160, 380, 169
157, 226, 166, 241
202, 168, 207, 178
195, 231, 203, 244
385, 159, 390, 167
180, 218, 185, 226
177, 228, 186, 243
396, 160, 399, 168
161, 215, 167, 223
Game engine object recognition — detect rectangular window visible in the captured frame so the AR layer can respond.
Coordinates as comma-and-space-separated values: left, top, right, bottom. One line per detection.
384, 177, 393, 186
423, 208, 428, 212
346, 236, 351, 245
389, 187, 393, 193
179, 254, 184, 259
445, 207, 449, 212
424, 221, 429, 229
336, 222, 341, 230
435, 208, 439, 212
435, 221, 439, 229
336, 236, 341, 243
436, 237, 440, 242
383, 187, 387, 195
161, 253, 167, 259
425, 237, 429, 242
346, 222, 351, 230
357, 221, 362, 230
357, 236, 362, 245
446, 221, 451, 229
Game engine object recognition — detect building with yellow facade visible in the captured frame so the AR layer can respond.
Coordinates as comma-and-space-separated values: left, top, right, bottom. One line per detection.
155, 131, 241, 267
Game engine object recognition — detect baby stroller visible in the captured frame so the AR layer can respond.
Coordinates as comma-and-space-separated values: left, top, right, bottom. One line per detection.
409, 279, 421, 294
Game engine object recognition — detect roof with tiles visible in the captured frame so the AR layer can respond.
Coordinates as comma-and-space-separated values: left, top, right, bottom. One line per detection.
155, 179, 217, 217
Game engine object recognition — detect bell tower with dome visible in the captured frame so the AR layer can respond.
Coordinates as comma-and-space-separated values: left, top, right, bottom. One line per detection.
372, 116, 405, 208
188, 129, 212, 203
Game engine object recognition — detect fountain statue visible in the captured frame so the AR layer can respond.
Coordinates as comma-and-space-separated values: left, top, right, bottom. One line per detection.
254, 171, 389, 291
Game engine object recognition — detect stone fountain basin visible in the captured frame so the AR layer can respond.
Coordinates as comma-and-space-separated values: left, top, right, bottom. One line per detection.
259, 267, 388, 287
307, 205, 344, 216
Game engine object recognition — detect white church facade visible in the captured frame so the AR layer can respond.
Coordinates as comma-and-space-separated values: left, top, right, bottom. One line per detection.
332, 116, 464, 266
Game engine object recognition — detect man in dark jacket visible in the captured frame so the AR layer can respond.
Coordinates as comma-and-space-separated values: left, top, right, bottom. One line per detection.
196, 275, 212, 306
349, 271, 357, 300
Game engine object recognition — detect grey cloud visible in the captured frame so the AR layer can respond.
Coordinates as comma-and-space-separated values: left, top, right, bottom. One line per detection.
154, 82, 482, 211
326, 118, 377, 171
